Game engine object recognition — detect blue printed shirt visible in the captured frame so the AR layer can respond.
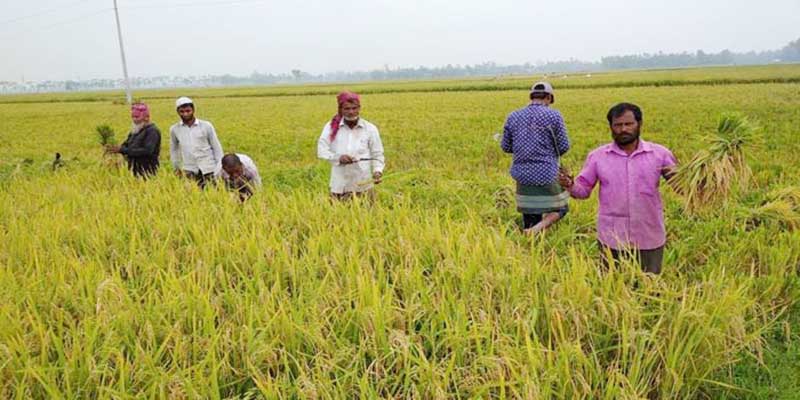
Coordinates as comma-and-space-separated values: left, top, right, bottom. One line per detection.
501, 103, 570, 186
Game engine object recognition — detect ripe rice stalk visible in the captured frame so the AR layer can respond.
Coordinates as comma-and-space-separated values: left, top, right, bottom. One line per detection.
671, 113, 756, 213
766, 186, 800, 208
740, 186, 800, 230
493, 186, 513, 209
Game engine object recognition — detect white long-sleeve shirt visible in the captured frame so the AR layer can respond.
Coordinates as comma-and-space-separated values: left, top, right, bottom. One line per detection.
170, 118, 224, 175
220, 153, 262, 188
317, 118, 385, 194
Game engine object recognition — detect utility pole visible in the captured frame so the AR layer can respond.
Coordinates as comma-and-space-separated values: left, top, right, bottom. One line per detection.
113, 0, 132, 105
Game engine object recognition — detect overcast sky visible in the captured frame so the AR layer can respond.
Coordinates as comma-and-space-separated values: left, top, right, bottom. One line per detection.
1, 0, 798, 81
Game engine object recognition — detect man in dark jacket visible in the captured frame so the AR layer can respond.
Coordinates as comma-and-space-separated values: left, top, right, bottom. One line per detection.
106, 103, 161, 178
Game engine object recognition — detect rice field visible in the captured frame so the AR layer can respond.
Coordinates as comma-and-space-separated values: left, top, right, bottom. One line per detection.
1, 65, 799, 399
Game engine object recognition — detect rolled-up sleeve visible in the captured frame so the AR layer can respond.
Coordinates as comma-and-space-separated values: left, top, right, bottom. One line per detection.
169, 127, 181, 170
570, 153, 598, 199
206, 123, 224, 175
370, 127, 385, 173
317, 124, 339, 165
663, 148, 677, 168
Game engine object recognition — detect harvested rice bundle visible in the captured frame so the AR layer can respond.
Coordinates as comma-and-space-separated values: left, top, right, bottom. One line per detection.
672, 113, 755, 212
741, 186, 800, 230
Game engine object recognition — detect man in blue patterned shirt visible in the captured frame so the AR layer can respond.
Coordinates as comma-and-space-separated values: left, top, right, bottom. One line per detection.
501, 82, 571, 234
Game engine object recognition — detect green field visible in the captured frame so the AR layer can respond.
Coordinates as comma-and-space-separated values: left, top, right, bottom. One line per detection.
1, 65, 799, 398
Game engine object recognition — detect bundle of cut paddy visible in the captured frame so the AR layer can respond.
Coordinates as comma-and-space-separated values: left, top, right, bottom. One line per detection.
672, 113, 755, 212
742, 186, 800, 230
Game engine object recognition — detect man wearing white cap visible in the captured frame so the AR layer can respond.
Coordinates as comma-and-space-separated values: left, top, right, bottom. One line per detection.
500, 81, 571, 234
169, 97, 224, 188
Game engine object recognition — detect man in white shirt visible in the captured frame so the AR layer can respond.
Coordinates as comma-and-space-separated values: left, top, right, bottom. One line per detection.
169, 97, 224, 188
317, 91, 385, 200
220, 153, 261, 202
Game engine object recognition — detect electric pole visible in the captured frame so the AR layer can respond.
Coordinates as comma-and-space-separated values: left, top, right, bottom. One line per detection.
113, 0, 132, 105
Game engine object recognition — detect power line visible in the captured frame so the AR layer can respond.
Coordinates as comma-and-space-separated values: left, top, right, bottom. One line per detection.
123, 0, 271, 10
0, 0, 96, 25
0, 0, 270, 40
0, 8, 113, 39
0, 0, 268, 27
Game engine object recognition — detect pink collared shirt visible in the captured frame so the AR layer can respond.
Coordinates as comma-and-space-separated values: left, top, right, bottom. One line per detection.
569, 140, 677, 250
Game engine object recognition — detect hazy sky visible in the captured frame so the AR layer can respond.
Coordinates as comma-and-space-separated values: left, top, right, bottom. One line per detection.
1, 0, 798, 81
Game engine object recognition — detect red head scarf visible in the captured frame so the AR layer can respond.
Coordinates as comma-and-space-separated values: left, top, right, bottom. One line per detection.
131, 103, 150, 120
329, 91, 361, 141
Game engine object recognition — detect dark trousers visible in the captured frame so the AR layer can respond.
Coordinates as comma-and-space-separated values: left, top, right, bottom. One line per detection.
128, 159, 158, 179
522, 207, 569, 229
330, 189, 375, 202
599, 242, 664, 274
186, 171, 216, 189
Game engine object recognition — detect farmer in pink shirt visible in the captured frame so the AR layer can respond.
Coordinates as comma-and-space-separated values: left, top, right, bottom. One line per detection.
558, 103, 677, 274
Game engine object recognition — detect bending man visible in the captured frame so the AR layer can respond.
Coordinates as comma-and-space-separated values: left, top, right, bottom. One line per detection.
220, 153, 261, 202
501, 81, 571, 234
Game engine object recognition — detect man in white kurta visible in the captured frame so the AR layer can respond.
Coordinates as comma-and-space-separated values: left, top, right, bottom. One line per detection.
169, 96, 224, 188
317, 92, 385, 199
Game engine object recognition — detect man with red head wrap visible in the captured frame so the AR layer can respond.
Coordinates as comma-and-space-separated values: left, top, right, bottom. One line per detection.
317, 91, 385, 200
106, 102, 162, 178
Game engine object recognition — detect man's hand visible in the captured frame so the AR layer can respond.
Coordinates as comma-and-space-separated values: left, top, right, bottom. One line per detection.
230, 176, 248, 190
339, 155, 355, 164
104, 145, 121, 154
661, 165, 677, 180
557, 167, 574, 190
175, 169, 185, 177
373, 171, 383, 184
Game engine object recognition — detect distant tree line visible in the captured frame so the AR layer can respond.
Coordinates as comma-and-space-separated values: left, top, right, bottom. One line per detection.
2, 38, 799, 94
202, 37, 800, 85
599, 38, 800, 70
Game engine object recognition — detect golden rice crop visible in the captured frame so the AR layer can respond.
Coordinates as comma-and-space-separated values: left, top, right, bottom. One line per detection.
0, 65, 799, 398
